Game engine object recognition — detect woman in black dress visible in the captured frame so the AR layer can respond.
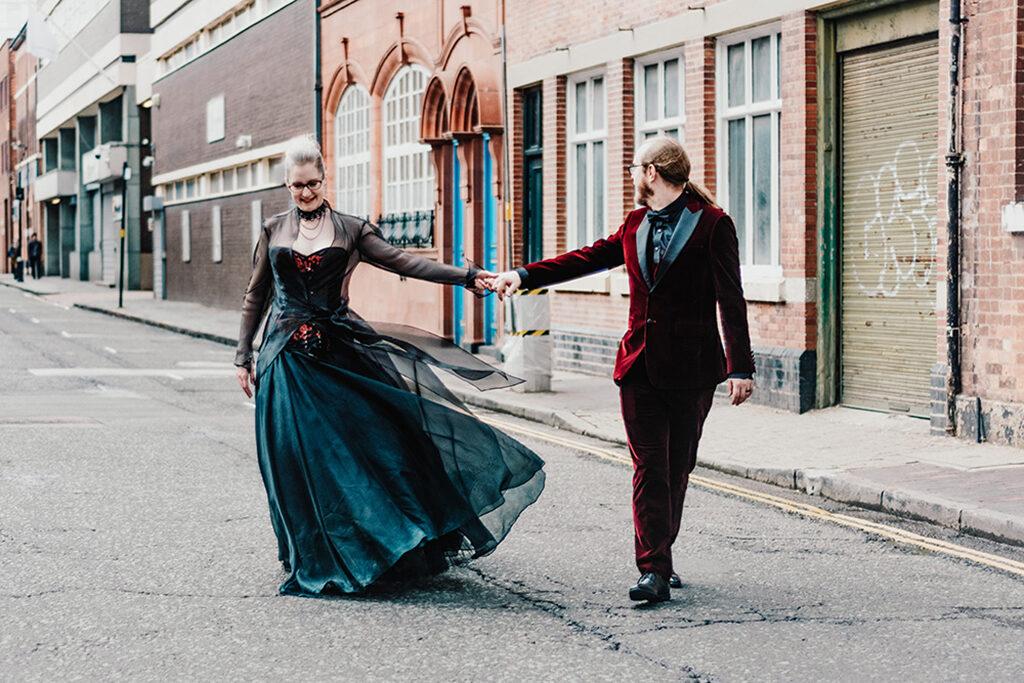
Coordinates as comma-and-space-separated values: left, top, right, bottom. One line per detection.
234, 136, 545, 597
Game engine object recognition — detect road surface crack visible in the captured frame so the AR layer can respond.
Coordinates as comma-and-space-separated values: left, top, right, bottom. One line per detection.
466, 567, 712, 681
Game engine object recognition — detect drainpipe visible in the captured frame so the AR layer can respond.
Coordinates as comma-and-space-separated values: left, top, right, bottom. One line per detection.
499, 0, 517, 332
945, 0, 965, 434
314, 0, 323, 143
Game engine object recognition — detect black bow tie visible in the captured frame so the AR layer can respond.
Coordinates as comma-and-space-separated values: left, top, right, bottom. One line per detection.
648, 211, 677, 266
648, 212, 674, 231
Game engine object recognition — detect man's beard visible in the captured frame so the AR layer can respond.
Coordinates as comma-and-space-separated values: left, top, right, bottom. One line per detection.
634, 176, 653, 208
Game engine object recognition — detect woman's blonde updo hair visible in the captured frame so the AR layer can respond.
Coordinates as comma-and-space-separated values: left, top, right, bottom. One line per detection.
283, 134, 325, 182
638, 135, 718, 208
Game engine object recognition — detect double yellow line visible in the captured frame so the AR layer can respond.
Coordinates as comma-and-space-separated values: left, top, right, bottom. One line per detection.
482, 415, 1024, 578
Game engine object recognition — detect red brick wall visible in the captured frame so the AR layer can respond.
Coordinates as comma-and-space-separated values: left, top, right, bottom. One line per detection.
505, 4, 820, 358
510, 88, 525, 261
319, 0, 504, 340
541, 75, 567, 258
769, 11, 818, 351
1, 42, 13, 271
954, 0, 1024, 404
685, 37, 717, 195
606, 58, 634, 221
506, 1, 709, 63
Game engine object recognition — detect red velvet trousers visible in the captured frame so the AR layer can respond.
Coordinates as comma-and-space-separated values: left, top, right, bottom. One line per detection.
619, 361, 715, 579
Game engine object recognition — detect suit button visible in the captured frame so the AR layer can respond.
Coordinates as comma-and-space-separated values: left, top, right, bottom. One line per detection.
646, 318, 655, 324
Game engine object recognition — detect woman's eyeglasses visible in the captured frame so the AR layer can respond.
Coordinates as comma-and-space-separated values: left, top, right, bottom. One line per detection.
288, 179, 324, 192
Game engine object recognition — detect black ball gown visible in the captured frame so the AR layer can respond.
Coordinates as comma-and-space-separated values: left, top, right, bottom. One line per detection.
234, 207, 545, 596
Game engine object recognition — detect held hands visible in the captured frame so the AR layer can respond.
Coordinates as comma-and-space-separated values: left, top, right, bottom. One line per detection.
470, 270, 498, 296
727, 377, 754, 406
236, 365, 256, 398
485, 270, 522, 300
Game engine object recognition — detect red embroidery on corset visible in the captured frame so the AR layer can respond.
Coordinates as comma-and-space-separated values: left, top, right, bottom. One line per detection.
291, 322, 328, 356
293, 252, 323, 273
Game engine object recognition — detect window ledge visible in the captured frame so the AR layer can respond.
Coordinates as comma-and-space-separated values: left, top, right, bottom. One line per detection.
740, 267, 817, 304
741, 265, 785, 303
550, 270, 612, 294
543, 267, 815, 303
743, 276, 785, 303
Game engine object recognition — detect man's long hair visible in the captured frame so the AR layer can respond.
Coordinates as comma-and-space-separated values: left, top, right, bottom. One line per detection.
639, 136, 718, 208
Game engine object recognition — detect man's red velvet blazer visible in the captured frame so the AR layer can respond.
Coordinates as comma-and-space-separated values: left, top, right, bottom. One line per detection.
519, 193, 755, 389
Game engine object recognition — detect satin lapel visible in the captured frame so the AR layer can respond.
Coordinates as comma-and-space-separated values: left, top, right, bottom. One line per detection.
634, 214, 653, 288
651, 207, 703, 292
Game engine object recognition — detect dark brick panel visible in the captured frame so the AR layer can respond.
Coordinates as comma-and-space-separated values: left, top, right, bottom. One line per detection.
152, 0, 315, 174
553, 329, 816, 413
164, 187, 290, 310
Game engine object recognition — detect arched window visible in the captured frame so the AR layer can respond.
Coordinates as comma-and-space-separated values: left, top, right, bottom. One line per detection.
382, 65, 434, 216
333, 86, 370, 218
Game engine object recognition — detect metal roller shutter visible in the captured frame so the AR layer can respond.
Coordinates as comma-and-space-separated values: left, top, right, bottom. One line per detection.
839, 37, 939, 416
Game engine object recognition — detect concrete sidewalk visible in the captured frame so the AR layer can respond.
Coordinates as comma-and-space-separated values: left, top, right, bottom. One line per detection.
6, 273, 1024, 546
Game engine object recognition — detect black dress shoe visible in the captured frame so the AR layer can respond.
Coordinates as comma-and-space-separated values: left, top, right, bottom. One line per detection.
629, 572, 671, 602
669, 573, 682, 589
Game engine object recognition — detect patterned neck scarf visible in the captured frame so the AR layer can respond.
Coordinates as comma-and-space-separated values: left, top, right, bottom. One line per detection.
647, 190, 688, 265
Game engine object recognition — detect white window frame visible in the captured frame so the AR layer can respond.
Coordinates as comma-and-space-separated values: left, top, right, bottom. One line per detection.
716, 26, 783, 284
635, 50, 686, 145
382, 65, 434, 216
157, 1, 288, 79
567, 70, 608, 249
159, 159, 282, 208
211, 205, 223, 263
334, 85, 371, 218
251, 200, 263, 250
269, 156, 284, 185
206, 95, 225, 144
181, 210, 191, 262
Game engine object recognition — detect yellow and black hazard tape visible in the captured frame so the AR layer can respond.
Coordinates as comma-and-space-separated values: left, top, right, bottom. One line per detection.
515, 288, 548, 296
510, 329, 550, 337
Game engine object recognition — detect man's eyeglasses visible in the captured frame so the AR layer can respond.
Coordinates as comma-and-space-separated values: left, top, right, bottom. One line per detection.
626, 163, 650, 174
288, 178, 324, 192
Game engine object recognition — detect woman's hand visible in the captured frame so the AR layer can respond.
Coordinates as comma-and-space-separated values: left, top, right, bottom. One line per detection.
489, 271, 522, 300
236, 365, 256, 399
470, 270, 497, 295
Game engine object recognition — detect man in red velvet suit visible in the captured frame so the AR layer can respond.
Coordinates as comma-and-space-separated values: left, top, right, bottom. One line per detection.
489, 136, 754, 603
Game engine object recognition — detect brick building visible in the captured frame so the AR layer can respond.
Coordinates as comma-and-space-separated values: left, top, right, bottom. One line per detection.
10, 25, 41, 277
501, 0, 1024, 447
144, 0, 314, 307
1, 37, 14, 271
319, 0, 505, 345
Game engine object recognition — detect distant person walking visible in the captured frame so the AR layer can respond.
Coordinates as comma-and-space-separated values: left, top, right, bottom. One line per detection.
7, 241, 23, 282
27, 233, 42, 279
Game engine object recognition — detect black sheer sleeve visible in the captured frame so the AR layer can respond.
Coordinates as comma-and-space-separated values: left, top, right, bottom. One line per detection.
357, 220, 476, 287
234, 225, 273, 368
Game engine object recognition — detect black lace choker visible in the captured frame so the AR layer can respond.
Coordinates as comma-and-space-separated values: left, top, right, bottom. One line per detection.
296, 202, 328, 222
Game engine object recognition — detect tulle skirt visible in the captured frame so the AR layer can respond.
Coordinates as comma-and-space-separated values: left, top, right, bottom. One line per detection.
254, 332, 545, 597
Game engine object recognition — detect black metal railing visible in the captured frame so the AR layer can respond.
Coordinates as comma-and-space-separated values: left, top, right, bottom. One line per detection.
376, 210, 435, 249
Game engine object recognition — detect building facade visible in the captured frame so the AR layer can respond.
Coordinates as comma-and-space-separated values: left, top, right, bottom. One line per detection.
32, 0, 153, 286
143, 0, 314, 308
319, 0, 506, 346
502, 0, 1024, 447
11, 25, 41, 276
1, 38, 15, 270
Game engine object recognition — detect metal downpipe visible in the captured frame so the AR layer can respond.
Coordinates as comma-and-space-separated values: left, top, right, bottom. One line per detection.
945, 0, 965, 434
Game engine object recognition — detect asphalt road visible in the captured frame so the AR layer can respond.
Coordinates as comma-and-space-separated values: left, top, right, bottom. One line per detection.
2, 285, 1023, 681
